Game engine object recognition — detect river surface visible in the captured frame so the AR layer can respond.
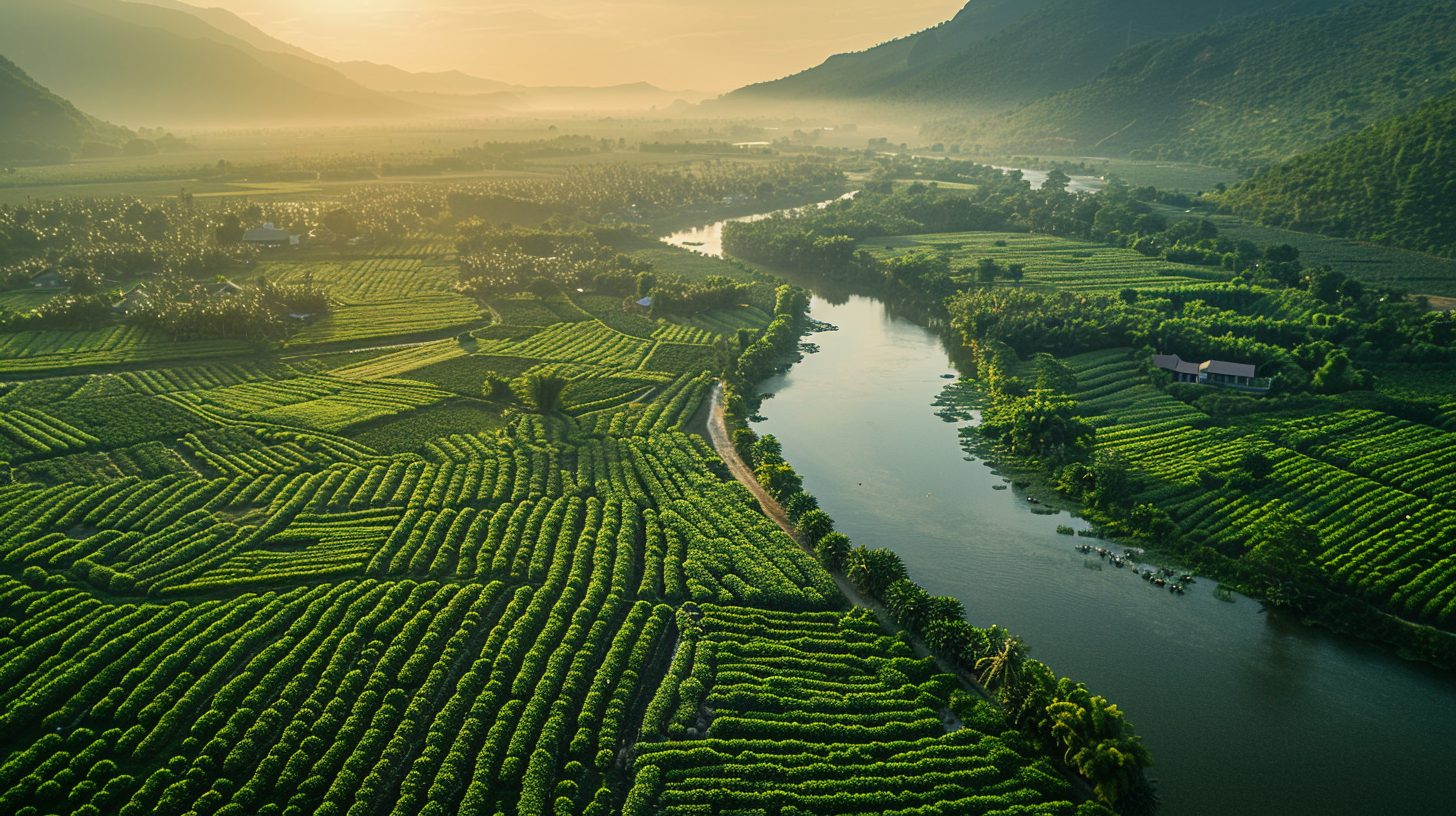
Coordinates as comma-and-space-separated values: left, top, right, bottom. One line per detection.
662, 205, 1456, 816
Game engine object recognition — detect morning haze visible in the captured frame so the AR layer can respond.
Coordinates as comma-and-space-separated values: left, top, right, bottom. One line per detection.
1, 3, 1454, 816
178, 0, 971, 90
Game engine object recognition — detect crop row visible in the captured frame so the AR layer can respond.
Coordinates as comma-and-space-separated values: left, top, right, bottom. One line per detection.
631, 604, 1078, 816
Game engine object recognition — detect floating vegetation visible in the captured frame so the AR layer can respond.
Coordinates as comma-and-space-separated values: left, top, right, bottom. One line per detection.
992, 484, 1008, 490
1056, 525, 1075, 535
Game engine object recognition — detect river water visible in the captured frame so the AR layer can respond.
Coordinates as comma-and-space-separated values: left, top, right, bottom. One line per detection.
662, 209, 1456, 815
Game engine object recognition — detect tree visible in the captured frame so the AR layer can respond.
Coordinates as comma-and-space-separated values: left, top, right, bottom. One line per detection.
754, 463, 801, 503
845, 547, 907, 597
976, 257, 1002, 284
975, 630, 1028, 695
1043, 169, 1071, 193
214, 215, 245, 245
815, 532, 851, 570
512, 373, 568, 414
795, 509, 834, 544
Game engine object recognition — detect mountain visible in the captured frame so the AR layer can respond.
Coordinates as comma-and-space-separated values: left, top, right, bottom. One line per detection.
0, 0, 416, 127
129, 0, 708, 113
1219, 88, 1456, 260
721, 0, 1350, 115
927, 0, 1456, 169
0, 53, 129, 163
723, 0, 1055, 104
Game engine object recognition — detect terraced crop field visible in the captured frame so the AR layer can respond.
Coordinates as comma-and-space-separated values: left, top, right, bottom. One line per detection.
1065, 350, 1456, 626
871, 232, 1232, 293
0, 230, 1102, 816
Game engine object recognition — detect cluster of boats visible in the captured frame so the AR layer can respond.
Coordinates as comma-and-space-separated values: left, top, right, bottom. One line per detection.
1075, 544, 1194, 594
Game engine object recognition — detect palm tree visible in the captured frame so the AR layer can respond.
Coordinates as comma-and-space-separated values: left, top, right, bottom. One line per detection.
975, 632, 1027, 691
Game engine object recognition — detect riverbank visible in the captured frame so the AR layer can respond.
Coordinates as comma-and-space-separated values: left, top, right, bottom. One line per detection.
734, 292, 1456, 816
696, 380, 1110, 804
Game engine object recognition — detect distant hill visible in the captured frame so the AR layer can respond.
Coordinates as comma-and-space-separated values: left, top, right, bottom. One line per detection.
0, 0, 417, 127
723, 0, 1055, 104
927, 0, 1456, 169
0, 53, 128, 163
1219, 88, 1456, 259
720, 0, 1345, 115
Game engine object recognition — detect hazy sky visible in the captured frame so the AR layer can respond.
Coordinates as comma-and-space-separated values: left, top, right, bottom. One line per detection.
182, 0, 967, 92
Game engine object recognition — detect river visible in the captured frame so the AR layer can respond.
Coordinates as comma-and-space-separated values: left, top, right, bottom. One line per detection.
662, 205, 1456, 815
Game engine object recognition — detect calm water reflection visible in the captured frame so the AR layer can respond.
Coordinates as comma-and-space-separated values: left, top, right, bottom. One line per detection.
749, 294, 1456, 816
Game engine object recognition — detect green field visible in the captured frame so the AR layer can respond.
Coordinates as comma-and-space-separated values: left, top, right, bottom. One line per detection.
869, 231, 1231, 292
1160, 205, 1456, 299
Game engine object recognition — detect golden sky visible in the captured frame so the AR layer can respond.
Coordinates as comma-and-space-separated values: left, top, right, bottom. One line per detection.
183, 0, 968, 92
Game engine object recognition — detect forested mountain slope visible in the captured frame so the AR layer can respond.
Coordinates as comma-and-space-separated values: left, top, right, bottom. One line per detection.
925, 0, 1456, 170
0, 53, 129, 163
1219, 88, 1456, 259
722, 0, 1357, 116
0, 0, 415, 126
722, 0, 1054, 103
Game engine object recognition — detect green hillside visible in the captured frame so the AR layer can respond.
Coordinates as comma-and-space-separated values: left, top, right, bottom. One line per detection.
927, 0, 1456, 169
0, 0, 416, 126
723, 0, 1053, 104
0, 53, 127, 163
722, 0, 1345, 116
1219, 88, 1456, 259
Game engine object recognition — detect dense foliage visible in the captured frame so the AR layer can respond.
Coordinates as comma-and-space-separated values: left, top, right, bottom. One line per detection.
1219, 88, 1456, 259
926, 0, 1456, 170
0, 172, 1133, 816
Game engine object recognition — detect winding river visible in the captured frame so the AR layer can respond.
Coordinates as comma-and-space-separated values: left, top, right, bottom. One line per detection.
664, 209, 1456, 816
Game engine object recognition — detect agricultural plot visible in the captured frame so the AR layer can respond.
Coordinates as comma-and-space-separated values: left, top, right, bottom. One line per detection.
870, 232, 1231, 293
637, 604, 1078, 815
1066, 350, 1456, 626
191, 375, 451, 433
0, 326, 248, 376
0, 212, 1099, 816
286, 294, 485, 347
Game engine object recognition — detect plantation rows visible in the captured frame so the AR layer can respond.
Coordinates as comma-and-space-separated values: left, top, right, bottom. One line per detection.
1274, 409, 1456, 509
485, 322, 656, 371
1089, 393, 1456, 626
878, 232, 1228, 293
286, 294, 484, 348
0, 326, 248, 376
266, 257, 452, 304
631, 604, 1080, 816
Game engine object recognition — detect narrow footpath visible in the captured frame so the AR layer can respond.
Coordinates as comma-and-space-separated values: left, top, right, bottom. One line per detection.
696, 382, 1004, 716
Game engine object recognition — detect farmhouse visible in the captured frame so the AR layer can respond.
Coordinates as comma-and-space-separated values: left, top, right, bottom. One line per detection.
113, 284, 151, 314
29, 269, 65, 288
242, 222, 299, 247
1152, 353, 1271, 391
208, 280, 245, 299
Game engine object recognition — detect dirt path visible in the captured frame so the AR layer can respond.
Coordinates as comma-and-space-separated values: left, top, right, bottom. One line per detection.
700, 382, 999, 711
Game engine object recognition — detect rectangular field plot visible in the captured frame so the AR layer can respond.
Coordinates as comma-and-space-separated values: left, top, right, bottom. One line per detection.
286, 294, 484, 347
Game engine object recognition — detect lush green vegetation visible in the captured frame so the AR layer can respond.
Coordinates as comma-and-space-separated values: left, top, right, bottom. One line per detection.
0, 159, 1140, 816
722, 155, 1456, 668
1218, 88, 1456, 259
726, 0, 1304, 117
926, 0, 1456, 170
0, 54, 129, 165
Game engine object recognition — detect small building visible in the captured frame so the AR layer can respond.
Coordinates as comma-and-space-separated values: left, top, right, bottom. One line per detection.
113, 285, 151, 314
1153, 353, 1271, 391
635, 296, 654, 308
29, 269, 65, 289
208, 280, 245, 299
243, 222, 295, 247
